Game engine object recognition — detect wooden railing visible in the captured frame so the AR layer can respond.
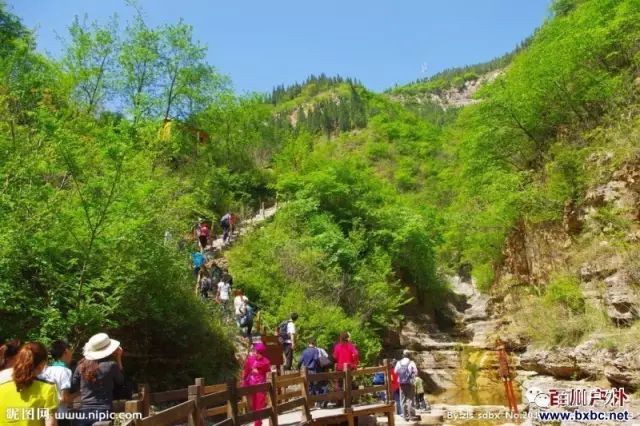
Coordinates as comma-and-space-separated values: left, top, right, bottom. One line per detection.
106, 361, 393, 426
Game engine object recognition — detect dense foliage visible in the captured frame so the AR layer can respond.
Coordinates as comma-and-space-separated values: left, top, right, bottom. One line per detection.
0, 6, 246, 388
426, 0, 640, 288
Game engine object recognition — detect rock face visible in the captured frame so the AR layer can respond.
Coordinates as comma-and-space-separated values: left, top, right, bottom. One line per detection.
605, 346, 640, 389
393, 275, 504, 396
603, 272, 640, 325
519, 340, 613, 380
389, 70, 503, 111
497, 221, 570, 286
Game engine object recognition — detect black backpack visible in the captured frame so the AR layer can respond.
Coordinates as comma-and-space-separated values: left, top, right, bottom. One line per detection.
278, 320, 290, 343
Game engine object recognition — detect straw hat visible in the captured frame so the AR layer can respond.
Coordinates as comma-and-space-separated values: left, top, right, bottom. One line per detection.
83, 333, 120, 361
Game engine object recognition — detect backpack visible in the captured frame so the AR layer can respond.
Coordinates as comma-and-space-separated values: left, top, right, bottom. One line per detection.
278, 320, 290, 343
200, 277, 212, 292
372, 372, 385, 385
397, 362, 414, 385
316, 348, 332, 369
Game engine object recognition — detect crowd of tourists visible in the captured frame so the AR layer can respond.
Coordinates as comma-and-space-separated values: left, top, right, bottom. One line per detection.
0, 333, 128, 426
0, 320, 429, 426
1, 210, 430, 426
241, 312, 430, 426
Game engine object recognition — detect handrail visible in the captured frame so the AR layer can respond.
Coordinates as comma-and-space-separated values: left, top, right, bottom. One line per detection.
118, 361, 394, 426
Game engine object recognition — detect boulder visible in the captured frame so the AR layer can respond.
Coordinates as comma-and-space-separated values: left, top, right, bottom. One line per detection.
603, 272, 639, 325
604, 346, 640, 390
519, 349, 584, 379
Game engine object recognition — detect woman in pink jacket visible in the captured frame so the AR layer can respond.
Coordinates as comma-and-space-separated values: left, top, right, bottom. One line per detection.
332, 331, 359, 371
332, 331, 359, 397
242, 342, 271, 426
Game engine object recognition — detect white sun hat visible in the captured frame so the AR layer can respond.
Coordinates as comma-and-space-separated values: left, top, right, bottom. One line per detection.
83, 333, 120, 360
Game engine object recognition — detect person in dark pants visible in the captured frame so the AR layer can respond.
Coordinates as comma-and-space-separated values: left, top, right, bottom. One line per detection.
298, 339, 321, 398
220, 213, 231, 244
395, 350, 420, 421
279, 312, 298, 371
70, 333, 124, 426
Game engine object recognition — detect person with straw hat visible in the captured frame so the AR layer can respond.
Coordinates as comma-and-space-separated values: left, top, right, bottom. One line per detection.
70, 333, 124, 426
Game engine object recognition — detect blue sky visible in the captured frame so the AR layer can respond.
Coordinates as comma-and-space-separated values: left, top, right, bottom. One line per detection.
7, 0, 551, 94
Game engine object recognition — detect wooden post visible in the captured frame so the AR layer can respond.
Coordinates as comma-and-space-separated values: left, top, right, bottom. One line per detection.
125, 399, 142, 423
344, 364, 352, 411
139, 383, 151, 417
195, 378, 206, 420
300, 367, 312, 421
383, 359, 392, 404
228, 379, 239, 426
188, 383, 204, 426
268, 373, 279, 426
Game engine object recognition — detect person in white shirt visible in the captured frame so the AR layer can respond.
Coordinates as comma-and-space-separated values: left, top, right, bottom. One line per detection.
394, 349, 420, 421
40, 340, 74, 423
233, 289, 249, 323
280, 312, 298, 370
217, 279, 231, 313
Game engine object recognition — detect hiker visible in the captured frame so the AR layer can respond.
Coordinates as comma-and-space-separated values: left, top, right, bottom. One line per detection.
40, 341, 74, 425
194, 219, 210, 252
332, 332, 359, 396
234, 289, 249, 324
220, 213, 232, 244
395, 350, 420, 421
0, 338, 22, 382
298, 339, 320, 396
278, 313, 298, 371
216, 277, 231, 313
414, 375, 429, 412
241, 303, 258, 338
210, 263, 223, 284
197, 268, 212, 299
0, 342, 59, 426
241, 342, 271, 426
70, 333, 124, 426
298, 339, 330, 403
192, 251, 206, 277
234, 289, 257, 337
389, 360, 401, 415
332, 332, 359, 372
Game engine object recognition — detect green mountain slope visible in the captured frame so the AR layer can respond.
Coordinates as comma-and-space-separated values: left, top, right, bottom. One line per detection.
2, 0, 640, 388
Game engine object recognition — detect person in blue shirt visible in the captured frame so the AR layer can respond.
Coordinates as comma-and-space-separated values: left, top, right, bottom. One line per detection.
192, 251, 206, 276
298, 339, 324, 401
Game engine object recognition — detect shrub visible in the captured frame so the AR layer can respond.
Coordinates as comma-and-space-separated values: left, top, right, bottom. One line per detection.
543, 275, 585, 313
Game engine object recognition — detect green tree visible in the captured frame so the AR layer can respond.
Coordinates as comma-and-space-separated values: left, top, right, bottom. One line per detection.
62, 15, 118, 114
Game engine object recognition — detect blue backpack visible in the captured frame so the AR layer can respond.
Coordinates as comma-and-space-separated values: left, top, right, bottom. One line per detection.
372, 372, 385, 385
